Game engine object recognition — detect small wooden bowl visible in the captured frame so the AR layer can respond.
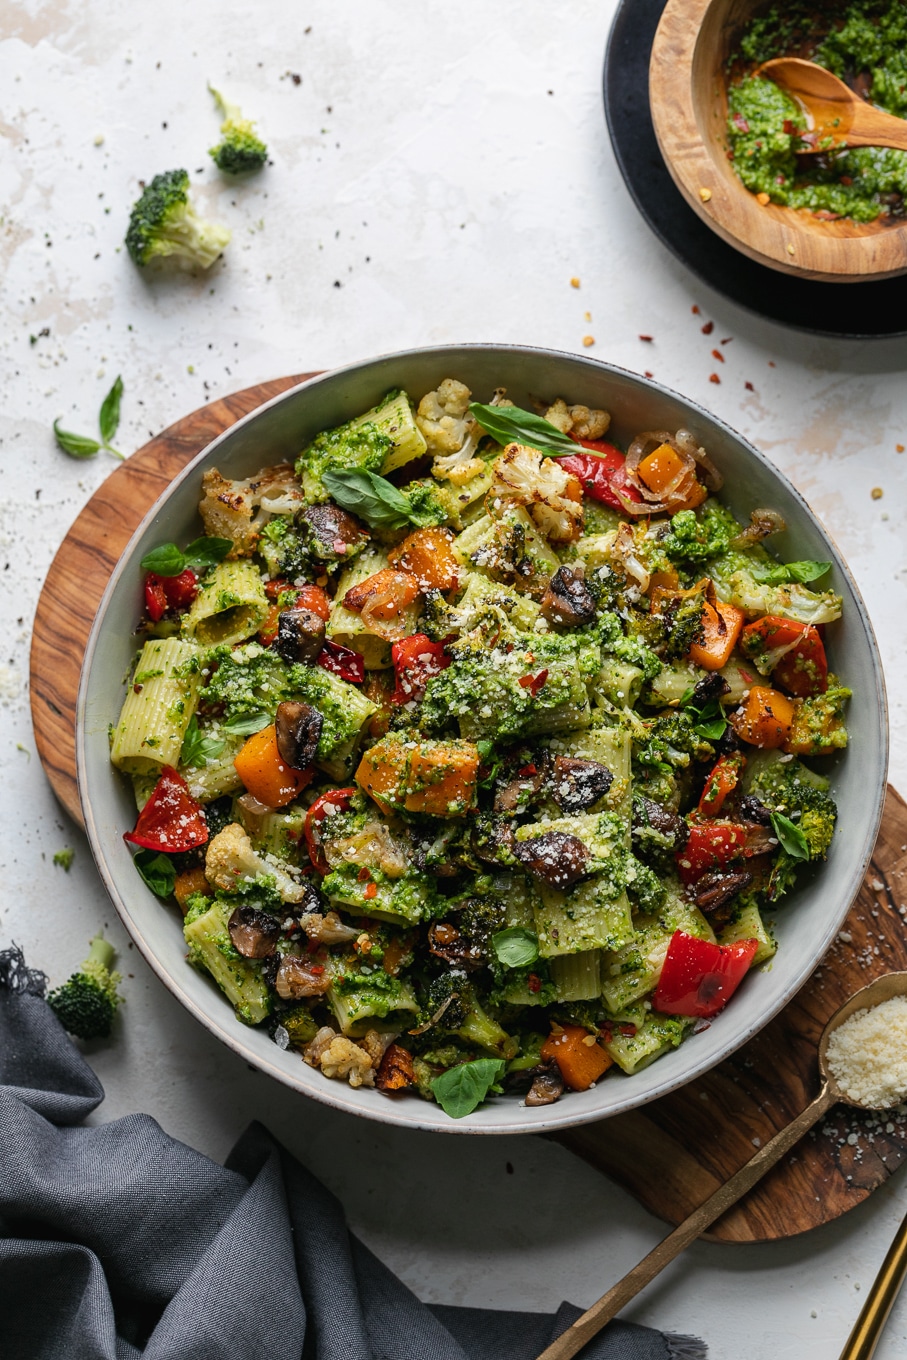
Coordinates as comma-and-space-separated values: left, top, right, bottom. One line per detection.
650, 0, 907, 282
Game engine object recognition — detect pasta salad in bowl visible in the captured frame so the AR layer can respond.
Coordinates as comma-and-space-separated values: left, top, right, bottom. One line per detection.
78, 345, 887, 1132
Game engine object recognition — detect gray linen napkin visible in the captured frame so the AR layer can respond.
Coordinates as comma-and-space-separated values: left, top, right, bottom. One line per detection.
0, 946, 706, 1360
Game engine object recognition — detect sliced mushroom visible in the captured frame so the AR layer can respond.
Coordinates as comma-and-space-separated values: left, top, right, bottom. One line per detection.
228, 905, 281, 959
550, 756, 613, 813
298, 503, 366, 560
539, 566, 597, 629
689, 869, 753, 917
471, 816, 517, 866
275, 955, 331, 1000
690, 672, 731, 709
494, 767, 545, 813
632, 796, 684, 845
738, 794, 773, 826
513, 831, 591, 889
276, 607, 326, 664
525, 1060, 565, 1107
427, 921, 486, 971
275, 700, 323, 769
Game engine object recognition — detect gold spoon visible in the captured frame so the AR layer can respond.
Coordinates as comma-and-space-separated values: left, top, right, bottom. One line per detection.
757, 57, 907, 153
536, 971, 907, 1360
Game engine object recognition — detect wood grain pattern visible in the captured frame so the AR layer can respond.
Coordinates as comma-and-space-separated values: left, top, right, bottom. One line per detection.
30, 377, 907, 1243
649, 0, 907, 281
29, 373, 317, 824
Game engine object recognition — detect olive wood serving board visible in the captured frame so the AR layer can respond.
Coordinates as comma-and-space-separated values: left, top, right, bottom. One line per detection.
30, 375, 907, 1243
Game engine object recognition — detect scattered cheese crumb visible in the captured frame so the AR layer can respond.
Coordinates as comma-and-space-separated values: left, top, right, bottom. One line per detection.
570, 276, 580, 288
582, 335, 595, 348
756, 191, 771, 206
826, 996, 907, 1108
787, 243, 796, 254
871, 487, 884, 500
699, 187, 712, 202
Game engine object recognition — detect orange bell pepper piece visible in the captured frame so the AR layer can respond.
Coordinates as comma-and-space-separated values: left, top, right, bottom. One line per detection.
637, 443, 707, 511
233, 724, 314, 809
730, 685, 795, 749
541, 1024, 613, 1091
388, 528, 460, 592
688, 599, 744, 671
343, 568, 420, 620
697, 753, 745, 817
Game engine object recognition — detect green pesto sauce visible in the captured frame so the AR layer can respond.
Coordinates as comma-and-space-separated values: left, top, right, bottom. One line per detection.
727, 0, 907, 222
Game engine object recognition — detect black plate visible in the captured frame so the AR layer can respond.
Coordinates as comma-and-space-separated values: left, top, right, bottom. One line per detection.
604, 0, 907, 338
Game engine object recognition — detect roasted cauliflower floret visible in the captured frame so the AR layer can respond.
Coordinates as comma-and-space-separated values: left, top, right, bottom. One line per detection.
205, 822, 307, 903
304, 1026, 376, 1087
544, 398, 611, 441
198, 463, 305, 556
489, 442, 584, 544
416, 379, 485, 485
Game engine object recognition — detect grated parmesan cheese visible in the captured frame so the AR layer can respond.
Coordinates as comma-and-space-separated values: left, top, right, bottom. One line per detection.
826, 996, 907, 1109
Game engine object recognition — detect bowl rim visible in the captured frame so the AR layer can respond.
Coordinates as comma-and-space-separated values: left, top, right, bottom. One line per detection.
76, 341, 889, 1134
649, 0, 907, 282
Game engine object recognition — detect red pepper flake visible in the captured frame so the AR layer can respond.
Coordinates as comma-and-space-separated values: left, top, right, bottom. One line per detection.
518, 668, 549, 697
745, 381, 755, 391
527, 973, 542, 994
709, 374, 721, 384
692, 304, 700, 314
133, 684, 143, 695
639, 334, 653, 342
768, 360, 776, 367
518, 764, 538, 776
309, 964, 325, 975
840, 175, 853, 186
711, 349, 725, 362
720, 336, 733, 344
644, 370, 654, 379
701, 320, 714, 335
364, 882, 378, 900
619, 1023, 637, 1036
357, 867, 371, 882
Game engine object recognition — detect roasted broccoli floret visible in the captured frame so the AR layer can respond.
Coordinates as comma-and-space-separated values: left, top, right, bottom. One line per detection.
660, 585, 707, 661
208, 85, 268, 173
627, 857, 668, 913
457, 897, 506, 954
47, 934, 123, 1039
125, 169, 231, 270
787, 682, 851, 757
421, 973, 514, 1057
746, 753, 838, 859
634, 710, 715, 771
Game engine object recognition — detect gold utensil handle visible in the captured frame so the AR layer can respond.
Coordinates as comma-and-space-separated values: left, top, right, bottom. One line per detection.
536, 1084, 836, 1360
838, 1206, 907, 1360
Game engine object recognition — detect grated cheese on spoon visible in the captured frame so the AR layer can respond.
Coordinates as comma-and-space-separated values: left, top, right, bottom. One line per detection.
826, 996, 907, 1109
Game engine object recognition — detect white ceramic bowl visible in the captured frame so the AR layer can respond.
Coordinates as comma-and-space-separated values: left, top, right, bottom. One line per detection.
77, 344, 888, 1134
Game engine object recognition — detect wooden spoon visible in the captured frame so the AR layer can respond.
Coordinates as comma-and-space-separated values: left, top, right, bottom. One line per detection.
758, 57, 907, 153
536, 971, 907, 1360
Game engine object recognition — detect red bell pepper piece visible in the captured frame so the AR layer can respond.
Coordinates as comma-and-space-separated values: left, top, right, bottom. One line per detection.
162, 568, 199, 611
304, 787, 356, 873
697, 753, 745, 818
124, 766, 208, 853
316, 640, 365, 684
144, 574, 168, 622
391, 634, 452, 704
654, 930, 759, 1018
676, 820, 749, 885
558, 437, 642, 512
741, 615, 828, 697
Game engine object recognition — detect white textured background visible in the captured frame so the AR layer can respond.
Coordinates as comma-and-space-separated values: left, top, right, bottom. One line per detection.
3, 2, 907, 1356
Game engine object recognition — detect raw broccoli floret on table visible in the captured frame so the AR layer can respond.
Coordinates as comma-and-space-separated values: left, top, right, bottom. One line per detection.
208, 85, 268, 174
125, 169, 231, 270
47, 934, 123, 1039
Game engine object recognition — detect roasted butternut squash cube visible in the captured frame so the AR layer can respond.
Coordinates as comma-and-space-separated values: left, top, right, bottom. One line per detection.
355, 736, 479, 817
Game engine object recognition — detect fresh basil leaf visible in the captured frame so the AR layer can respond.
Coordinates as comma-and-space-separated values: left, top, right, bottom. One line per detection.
690, 696, 727, 740
221, 710, 271, 736
53, 419, 101, 459
771, 559, 831, 585
322, 467, 415, 531
180, 716, 226, 767
430, 1058, 505, 1119
184, 536, 233, 573
99, 374, 123, 449
140, 543, 187, 576
492, 927, 539, 969
468, 402, 579, 457
771, 812, 810, 861
133, 848, 177, 898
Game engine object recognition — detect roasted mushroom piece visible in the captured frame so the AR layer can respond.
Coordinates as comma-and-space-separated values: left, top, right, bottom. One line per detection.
227, 904, 281, 959
539, 565, 597, 629
689, 869, 753, 920
275, 700, 323, 769
689, 672, 731, 710
276, 607, 326, 664
470, 815, 518, 867
632, 796, 685, 846
494, 765, 545, 814
275, 955, 332, 1000
513, 831, 591, 889
525, 1060, 565, 1107
427, 921, 486, 971
738, 794, 773, 826
297, 502, 366, 561
550, 756, 613, 813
